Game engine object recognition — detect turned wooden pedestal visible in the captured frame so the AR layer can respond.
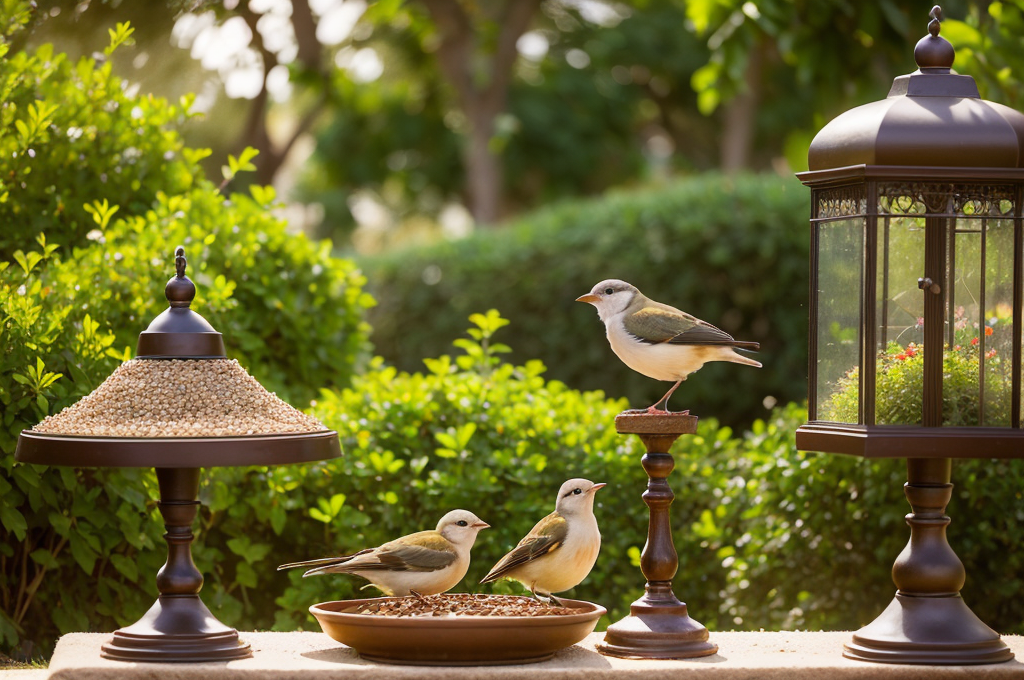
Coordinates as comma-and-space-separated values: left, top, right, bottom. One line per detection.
596, 411, 717, 660
100, 468, 251, 662
843, 458, 1012, 665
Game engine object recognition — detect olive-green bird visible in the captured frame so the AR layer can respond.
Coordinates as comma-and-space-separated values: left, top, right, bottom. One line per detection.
278, 510, 489, 596
577, 279, 761, 412
480, 479, 605, 605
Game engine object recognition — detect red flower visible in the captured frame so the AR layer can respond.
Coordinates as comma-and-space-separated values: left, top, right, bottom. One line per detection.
905, 346, 917, 357
971, 337, 979, 346
986, 326, 994, 336
954, 345, 963, 351
896, 353, 907, 361
987, 349, 998, 359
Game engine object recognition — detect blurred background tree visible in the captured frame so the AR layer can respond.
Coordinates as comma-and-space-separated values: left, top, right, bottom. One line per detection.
26, 0, 1023, 248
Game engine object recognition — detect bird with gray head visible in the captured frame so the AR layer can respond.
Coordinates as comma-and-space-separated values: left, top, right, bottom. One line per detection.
577, 279, 761, 413
278, 509, 489, 597
480, 478, 605, 606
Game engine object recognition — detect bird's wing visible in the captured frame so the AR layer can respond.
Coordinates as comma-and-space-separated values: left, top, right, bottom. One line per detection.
353, 530, 458, 573
480, 512, 568, 584
625, 306, 757, 348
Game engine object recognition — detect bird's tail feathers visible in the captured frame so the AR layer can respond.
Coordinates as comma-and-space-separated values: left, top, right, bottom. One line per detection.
733, 340, 760, 351
278, 548, 374, 575
729, 349, 762, 369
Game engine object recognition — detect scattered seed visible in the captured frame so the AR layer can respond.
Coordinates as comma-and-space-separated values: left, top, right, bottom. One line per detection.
351, 593, 578, 618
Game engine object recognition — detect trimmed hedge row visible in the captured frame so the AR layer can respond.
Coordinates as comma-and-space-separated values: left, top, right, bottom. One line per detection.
361, 173, 810, 427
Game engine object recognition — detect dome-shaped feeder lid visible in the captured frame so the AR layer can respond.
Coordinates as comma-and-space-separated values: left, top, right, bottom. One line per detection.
807, 6, 1024, 172
136, 246, 227, 359
15, 247, 341, 468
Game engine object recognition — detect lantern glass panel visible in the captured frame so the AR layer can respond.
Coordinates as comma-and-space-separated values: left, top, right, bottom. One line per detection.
874, 216, 926, 425
816, 218, 863, 422
945, 216, 1016, 426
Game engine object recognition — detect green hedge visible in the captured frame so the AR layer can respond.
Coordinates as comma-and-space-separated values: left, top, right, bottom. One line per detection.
0, 17, 371, 659
361, 173, 810, 427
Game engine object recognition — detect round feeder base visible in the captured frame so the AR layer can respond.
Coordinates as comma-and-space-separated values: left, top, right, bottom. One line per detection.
597, 596, 718, 660
844, 593, 1012, 665
100, 595, 252, 663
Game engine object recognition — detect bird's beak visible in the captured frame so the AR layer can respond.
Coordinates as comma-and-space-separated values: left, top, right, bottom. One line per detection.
589, 483, 607, 493
473, 521, 490, 529
576, 293, 600, 304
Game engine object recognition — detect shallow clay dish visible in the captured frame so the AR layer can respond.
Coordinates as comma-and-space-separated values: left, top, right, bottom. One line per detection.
309, 595, 606, 665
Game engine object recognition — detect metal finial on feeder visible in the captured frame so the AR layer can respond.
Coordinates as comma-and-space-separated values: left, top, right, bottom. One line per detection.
915, 5, 954, 70
137, 246, 225, 358
165, 246, 197, 309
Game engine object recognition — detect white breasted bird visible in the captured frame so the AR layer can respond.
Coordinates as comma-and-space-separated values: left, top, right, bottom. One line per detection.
480, 478, 605, 605
577, 279, 761, 413
278, 509, 489, 597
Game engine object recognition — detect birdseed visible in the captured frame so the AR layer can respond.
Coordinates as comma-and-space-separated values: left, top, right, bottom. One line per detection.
352, 593, 579, 617
32, 358, 327, 437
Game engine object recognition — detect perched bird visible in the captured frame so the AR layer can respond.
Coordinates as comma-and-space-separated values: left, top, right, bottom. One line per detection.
278, 509, 489, 597
480, 478, 605, 605
576, 279, 761, 413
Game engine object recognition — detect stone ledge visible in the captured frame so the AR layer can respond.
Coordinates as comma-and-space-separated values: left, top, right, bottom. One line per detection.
44, 631, 1024, 680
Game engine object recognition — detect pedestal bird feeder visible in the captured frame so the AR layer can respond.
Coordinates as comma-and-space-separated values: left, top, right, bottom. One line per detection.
15, 247, 341, 662
797, 6, 1024, 665
596, 412, 717, 660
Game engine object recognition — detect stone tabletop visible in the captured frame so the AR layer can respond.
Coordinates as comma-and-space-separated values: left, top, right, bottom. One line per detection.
35, 631, 1024, 680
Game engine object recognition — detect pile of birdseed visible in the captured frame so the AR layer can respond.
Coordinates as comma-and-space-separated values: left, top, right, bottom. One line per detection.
32, 358, 327, 437
353, 594, 579, 617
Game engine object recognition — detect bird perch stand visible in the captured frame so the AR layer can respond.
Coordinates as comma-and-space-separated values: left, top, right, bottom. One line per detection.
596, 410, 717, 659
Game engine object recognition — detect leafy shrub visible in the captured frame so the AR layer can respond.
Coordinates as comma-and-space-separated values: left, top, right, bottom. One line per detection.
361, 173, 809, 428
0, 18, 197, 257
0, 18, 371, 660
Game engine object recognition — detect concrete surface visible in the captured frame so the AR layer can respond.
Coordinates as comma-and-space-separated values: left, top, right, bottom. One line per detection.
41, 631, 1024, 679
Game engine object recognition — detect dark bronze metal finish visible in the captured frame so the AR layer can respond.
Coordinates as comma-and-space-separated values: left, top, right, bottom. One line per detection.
798, 6, 1023, 666
16, 430, 340, 468
596, 411, 717, 660
843, 459, 1012, 665
136, 246, 226, 359
14, 247, 342, 662
101, 468, 251, 662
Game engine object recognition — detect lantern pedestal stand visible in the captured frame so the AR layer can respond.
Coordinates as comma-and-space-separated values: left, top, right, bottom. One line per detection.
843, 458, 1011, 665
596, 411, 717, 660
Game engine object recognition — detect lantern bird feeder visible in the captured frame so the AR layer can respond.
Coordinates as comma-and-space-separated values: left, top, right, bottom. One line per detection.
797, 6, 1024, 665
15, 247, 341, 662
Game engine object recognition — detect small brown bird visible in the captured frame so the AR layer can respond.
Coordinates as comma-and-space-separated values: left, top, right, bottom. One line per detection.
480, 479, 605, 605
278, 510, 489, 596
577, 279, 761, 412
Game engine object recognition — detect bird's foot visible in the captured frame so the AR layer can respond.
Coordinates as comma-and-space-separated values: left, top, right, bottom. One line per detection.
410, 589, 426, 600
547, 593, 568, 608
645, 405, 689, 415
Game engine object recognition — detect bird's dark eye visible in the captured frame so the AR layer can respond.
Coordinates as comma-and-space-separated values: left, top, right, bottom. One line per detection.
456, 520, 468, 527
604, 287, 614, 295
573, 488, 583, 495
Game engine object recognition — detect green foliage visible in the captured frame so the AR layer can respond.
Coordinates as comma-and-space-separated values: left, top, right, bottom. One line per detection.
362, 173, 809, 427
0, 17, 199, 257
0, 23, 372, 660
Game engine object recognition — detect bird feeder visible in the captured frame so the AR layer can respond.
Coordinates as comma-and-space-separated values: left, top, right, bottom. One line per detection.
15, 247, 341, 662
797, 6, 1024, 665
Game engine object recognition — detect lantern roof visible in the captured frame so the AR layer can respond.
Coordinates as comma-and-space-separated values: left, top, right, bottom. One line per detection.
807, 6, 1024, 172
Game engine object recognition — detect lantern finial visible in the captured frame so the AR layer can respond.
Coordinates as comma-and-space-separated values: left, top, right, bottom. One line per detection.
914, 5, 954, 70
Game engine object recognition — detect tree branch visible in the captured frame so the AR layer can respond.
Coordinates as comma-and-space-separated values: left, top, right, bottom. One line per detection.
484, 0, 541, 113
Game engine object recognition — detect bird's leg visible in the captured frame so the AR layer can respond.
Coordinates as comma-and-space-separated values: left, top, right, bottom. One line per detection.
529, 584, 551, 604
410, 589, 428, 600
648, 379, 683, 413
547, 593, 567, 608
